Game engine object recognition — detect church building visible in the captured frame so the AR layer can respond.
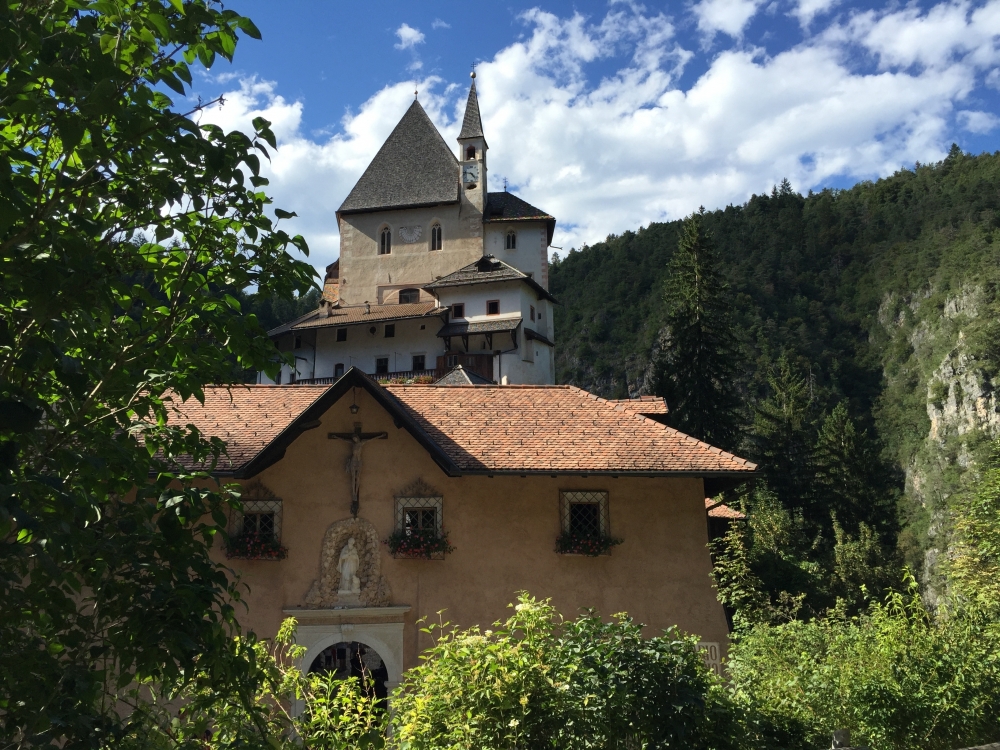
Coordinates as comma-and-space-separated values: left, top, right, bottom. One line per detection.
265, 76, 557, 386
177, 75, 759, 699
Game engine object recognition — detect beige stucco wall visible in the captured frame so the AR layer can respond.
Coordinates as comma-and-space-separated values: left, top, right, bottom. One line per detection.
338, 199, 484, 306
217, 387, 729, 670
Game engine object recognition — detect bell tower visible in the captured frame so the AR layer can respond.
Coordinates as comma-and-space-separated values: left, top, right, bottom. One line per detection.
457, 71, 487, 214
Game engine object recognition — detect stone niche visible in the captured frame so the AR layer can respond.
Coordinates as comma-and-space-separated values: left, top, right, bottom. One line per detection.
304, 517, 391, 608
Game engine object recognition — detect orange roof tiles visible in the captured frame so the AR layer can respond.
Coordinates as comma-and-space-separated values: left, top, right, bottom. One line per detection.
705, 498, 746, 519
384, 384, 755, 474
168, 378, 756, 477
166, 385, 329, 471
606, 396, 668, 416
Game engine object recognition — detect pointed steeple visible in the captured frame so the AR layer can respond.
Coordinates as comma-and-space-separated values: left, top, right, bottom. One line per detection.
459, 77, 484, 140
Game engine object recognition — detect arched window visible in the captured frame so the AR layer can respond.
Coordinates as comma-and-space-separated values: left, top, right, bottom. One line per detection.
398, 288, 420, 304
379, 227, 391, 255
505, 230, 517, 250
334, 363, 344, 378
430, 223, 442, 251
465, 145, 476, 160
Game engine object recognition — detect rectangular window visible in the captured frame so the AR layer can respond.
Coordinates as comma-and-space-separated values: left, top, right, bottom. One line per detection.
385, 324, 395, 338
393, 494, 446, 558
452, 303, 465, 319
336, 327, 347, 342
375, 357, 389, 374
294, 335, 302, 349
334, 363, 344, 378
560, 491, 609, 539
412, 354, 426, 371
232, 498, 283, 541
486, 300, 500, 315
530, 305, 536, 321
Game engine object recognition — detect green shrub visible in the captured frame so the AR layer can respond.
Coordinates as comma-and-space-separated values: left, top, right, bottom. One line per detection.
727, 576, 1000, 750
391, 593, 744, 750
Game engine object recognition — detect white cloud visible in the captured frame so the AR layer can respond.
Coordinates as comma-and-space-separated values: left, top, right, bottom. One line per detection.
958, 108, 1000, 131
199, 2, 1000, 275
791, 0, 839, 28
394, 23, 425, 50
693, 0, 763, 38
432, 18, 450, 30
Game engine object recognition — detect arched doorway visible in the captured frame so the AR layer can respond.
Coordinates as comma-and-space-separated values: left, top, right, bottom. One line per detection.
308, 641, 389, 702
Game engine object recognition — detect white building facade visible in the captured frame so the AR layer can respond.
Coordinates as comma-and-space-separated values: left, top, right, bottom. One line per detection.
263, 76, 558, 386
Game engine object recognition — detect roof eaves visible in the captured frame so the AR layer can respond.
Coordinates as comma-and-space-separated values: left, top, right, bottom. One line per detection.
338, 195, 460, 216
236, 369, 463, 480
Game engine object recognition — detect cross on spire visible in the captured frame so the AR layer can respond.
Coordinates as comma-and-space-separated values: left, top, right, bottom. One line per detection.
470, 61, 477, 79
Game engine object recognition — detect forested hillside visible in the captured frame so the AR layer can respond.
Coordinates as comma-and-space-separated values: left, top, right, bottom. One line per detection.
550, 145, 1000, 596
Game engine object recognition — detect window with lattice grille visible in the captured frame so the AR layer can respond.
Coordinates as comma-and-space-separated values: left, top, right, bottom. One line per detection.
232, 498, 282, 540
556, 491, 620, 555
560, 491, 608, 538
390, 494, 451, 559
227, 486, 287, 559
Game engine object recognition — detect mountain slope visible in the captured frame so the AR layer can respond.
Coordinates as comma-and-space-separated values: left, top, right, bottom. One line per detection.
550, 147, 1000, 582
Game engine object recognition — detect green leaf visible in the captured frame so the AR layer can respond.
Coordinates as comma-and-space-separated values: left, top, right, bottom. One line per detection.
0, 400, 40, 433
274, 208, 296, 219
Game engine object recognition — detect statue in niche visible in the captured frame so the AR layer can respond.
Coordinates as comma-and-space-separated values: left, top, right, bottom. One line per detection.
337, 538, 361, 596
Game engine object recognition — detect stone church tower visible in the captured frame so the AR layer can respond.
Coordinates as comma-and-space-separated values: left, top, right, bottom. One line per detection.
265, 76, 558, 386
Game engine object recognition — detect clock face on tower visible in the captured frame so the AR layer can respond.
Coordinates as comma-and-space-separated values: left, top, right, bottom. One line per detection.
462, 164, 480, 184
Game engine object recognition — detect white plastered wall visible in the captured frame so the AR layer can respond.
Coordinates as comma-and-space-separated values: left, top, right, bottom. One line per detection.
484, 221, 549, 288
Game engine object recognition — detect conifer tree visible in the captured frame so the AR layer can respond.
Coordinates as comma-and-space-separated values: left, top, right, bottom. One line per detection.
751, 355, 817, 520
651, 213, 744, 451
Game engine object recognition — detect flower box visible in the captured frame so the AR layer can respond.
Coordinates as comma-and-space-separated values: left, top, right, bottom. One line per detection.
384, 528, 454, 560
555, 532, 623, 557
225, 530, 288, 560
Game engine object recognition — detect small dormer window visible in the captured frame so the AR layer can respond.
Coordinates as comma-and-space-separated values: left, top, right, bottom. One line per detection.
465, 145, 476, 160
398, 288, 420, 304
505, 231, 516, 250
379, 227, 391, 255
430, 223, 442, 251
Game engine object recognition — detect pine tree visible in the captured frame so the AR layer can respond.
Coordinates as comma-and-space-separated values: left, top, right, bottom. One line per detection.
651, 213, 744, 451
751, 355, 817, 520
813, 401, 897, 539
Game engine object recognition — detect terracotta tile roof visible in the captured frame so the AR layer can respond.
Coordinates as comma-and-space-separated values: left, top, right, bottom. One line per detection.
168, 374, 756, 478
606, 396, 668, 416
268, 301, 445, 336
706, 498, 746, 519
165, 385, 329, 471
383, 384, 756, 474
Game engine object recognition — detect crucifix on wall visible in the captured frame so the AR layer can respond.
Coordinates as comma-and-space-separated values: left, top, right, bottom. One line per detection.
328, 422, 387, 517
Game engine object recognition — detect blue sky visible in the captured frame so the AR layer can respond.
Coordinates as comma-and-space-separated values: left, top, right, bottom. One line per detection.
195, 0, 1000, 273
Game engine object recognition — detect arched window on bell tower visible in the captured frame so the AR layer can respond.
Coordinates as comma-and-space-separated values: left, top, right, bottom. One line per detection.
505, 230, 517, 250
465, 145, 476, 160
379, 226, 391, 255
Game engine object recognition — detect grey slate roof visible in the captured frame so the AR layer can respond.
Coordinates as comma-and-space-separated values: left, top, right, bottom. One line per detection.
485, 192, 553, 221
484, 191, 557, 244
458, 81, 485, 140
338, 100, 459, 214
434, 364, 494, 385
437, 318, 522, 337
423, 255, 558, 302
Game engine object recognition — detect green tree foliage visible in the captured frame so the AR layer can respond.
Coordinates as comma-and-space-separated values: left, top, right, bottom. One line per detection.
948, 437, 1000, 607
551, 148, 1000, 594
120, 618, 386, 749
651, 213, 744, 450
727, 576, 1000, 750
0, 0, 316, 744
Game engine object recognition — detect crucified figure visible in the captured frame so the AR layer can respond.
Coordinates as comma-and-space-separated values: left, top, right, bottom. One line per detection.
328, 423, 387, 516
